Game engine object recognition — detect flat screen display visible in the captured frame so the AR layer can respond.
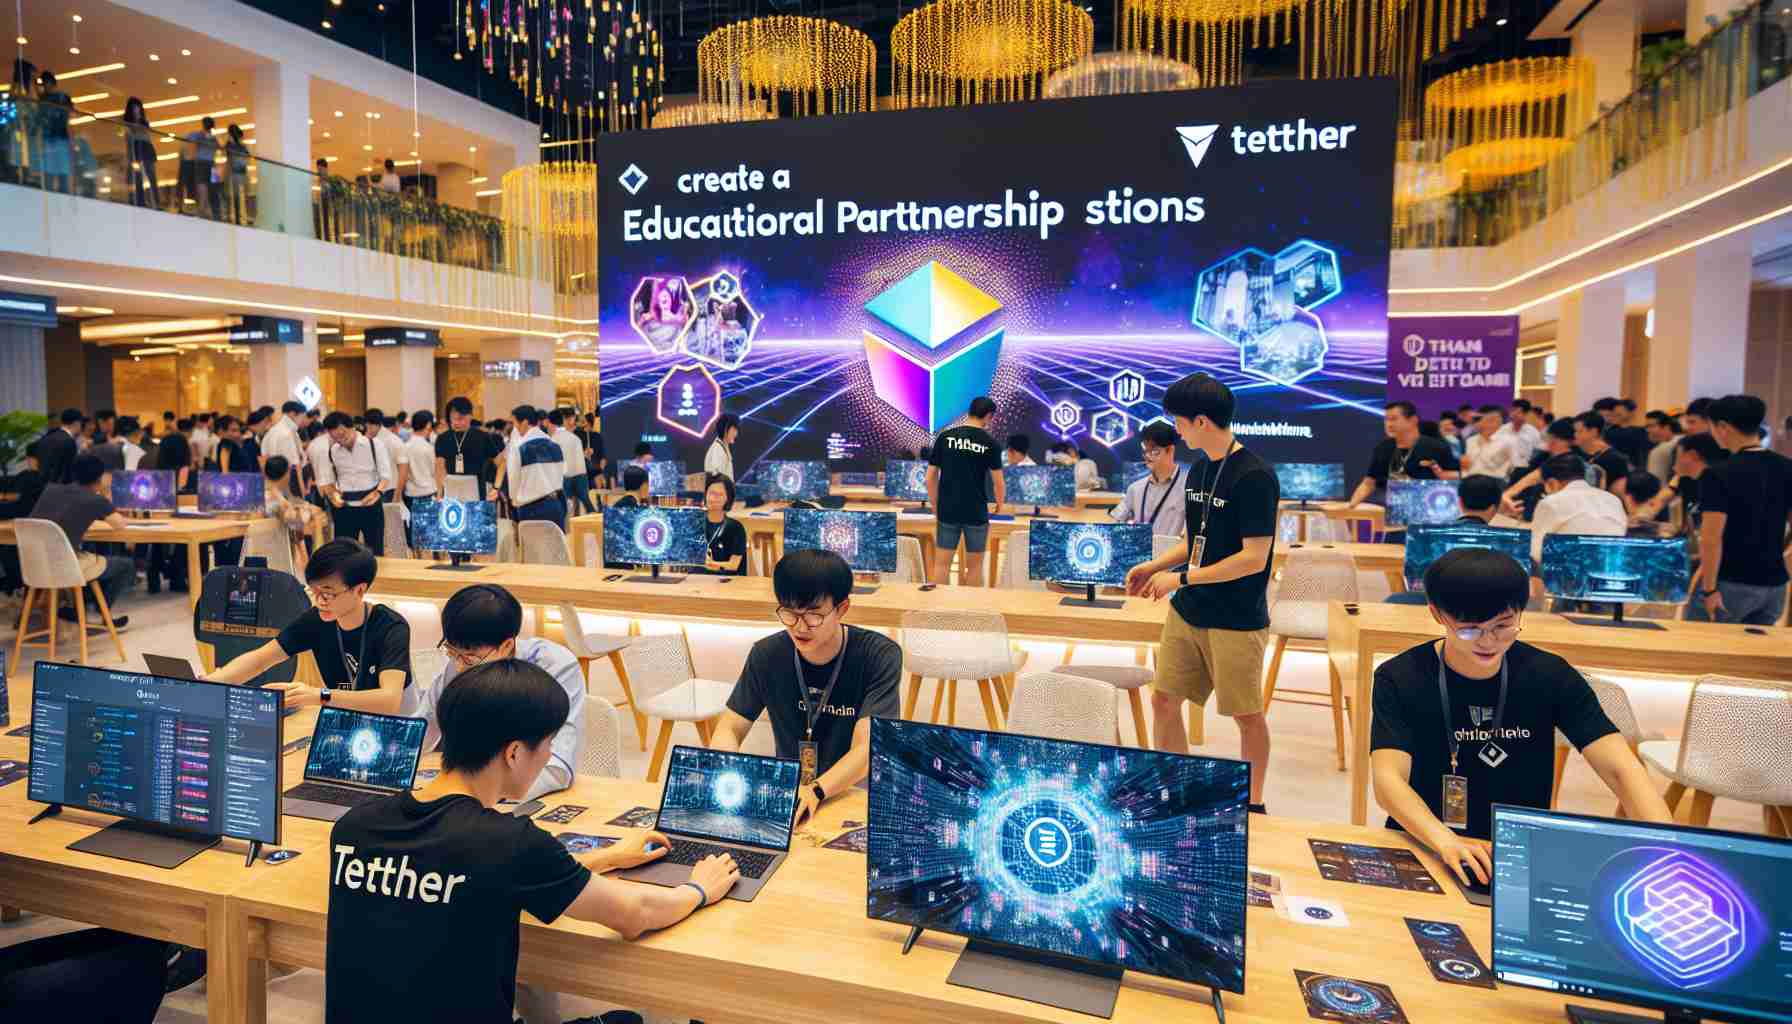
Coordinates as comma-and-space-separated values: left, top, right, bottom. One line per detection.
632, 459, 687, 497
868, 718, 1251, 994
1385, 479, 1461, 527
884, 459, 930, 501
1539, 535, 1690, 605
657, 746, 800, 850
757, 460, 831, 501
196, 471, 265, 513
303, 707, 427, 790
1003, 465, 1077, 510
1492, 806, 1792, 1024
1027, 521, 1154, 587
409, 499, 499, 555
223, 570, 262, 627
110, 470, 176, 512
783, 509, 898, 573
603, 505, 708, 566
1273, 462, 1346, 502
1403, 524, 1533, 590
28, 662, 283, 844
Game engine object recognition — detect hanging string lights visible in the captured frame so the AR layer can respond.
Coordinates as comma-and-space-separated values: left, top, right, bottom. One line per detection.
890, 0, 1093, 108
651, 102, 777, 129
1424, 56, 1595, 189
697, 15, 876, 118
1041, 51, 1200, 98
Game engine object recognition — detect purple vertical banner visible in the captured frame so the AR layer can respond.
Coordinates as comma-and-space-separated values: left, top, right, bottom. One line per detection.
1386, 315, 1519, 414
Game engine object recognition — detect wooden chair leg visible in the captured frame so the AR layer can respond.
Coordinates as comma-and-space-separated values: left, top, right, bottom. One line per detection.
1684, 789, 1715, 827
1328, 658, 1348, 773
946, 681, 958, 726
646, 721, 675, 783
695, 718, 714, 745
1127, 689, 1149, 747
73, 588, 89, 666
606, 650, 649, 751
44, 588, 57, 657
1261, 634, 1289, 707
904, 674, 924, 720
1763, 806, 1788, 838
1767, 806, 1792, 837
12, 588, 35, 666
976, 679, 1001, 730
1550, 745, 1571, 808
929, 680, 946, 724
1661, 781, 1687, 816
90, 581, 126, 663
1063, 642, 1078, 666
994, 675, 1012, 717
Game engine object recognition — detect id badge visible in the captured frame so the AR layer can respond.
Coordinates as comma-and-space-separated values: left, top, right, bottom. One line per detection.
455, 454, 465, 474
1442, 773, 1469, 829
1189, 534, 1208, 571
797, 740, 819, 788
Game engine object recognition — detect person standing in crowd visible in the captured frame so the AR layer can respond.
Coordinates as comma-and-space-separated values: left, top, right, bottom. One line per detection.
1462, 405, 1518, 483
611, 464, 650, 509
262, 400, 306, 491
1004, 434, 1034, 467
548, 410, 592, 516
1680, 397, 1713, 436
400, 411, 438, 515
179, 115, 216, 217
117, 417, 147, 471
30, 454, 133, 630
262, 456, 315, 562
37, 408, 80, 485
223, 123, 250, 224
1346, 400, 1460, 516
691, 473, 748, 576
1572, 412, 1630, 495
33, 71, 73, 194
189, 412, 215, 469
86, 429, 126, 472
304, 420, 332, 502
121, 97, 160, 208
160, 418, 195, 493
240, 409, 267, 470
1687, 395, 1792, 625
379, 157, 402, 194
315, 411, 393, 555
630, 441, 653, 465
1530, 453, 1626, 564
1644, 411, 1681, 482
1500, 398, 1540, 466
1109, 421, 1187, 540
91, 409, 115, 446
927, 396, 1005, 587
362, 409, 404, 503
703, 413, 738, 482
1606, 398, 1653, 467
435, 396, 496, 499
1125, 372, 1277, 812
212, 416, 248, 473
1437, 415, 1464, 458
506, 405, 567, 531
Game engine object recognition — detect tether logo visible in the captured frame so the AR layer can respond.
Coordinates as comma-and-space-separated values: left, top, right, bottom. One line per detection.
1176, 125, 1220, 169
1402, 334, 1426, 358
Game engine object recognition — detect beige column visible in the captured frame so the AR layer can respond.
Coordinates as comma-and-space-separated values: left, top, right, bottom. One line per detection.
1572, 0, 1640, 117
1553, 278, 1628, 415
1648, 231, 1751, 410
478, 336, 555, 414
365, 345, 437, 415
249, 317, 321, 411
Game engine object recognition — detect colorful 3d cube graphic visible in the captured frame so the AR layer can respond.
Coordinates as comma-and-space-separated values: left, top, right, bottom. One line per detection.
1614, 852, 1748, 987
656, 362, 722, 439
1191, 240, 1341, 385
863, 260, 1005, 432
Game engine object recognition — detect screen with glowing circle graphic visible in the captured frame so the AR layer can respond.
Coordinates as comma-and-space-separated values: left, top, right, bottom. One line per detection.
110, 470, 177, 512
782, 509, 898, 573
409, 500, 499, 555
1384, 480, 1461, 527
656, 746, 800, 850
1003, 465, 1077, 509
883, 459, 930, 501
303, 707, 426, 789
197, 472, 266, 513
755, 460, 832, 501
603, 506, 708, 567
868, 718, 1250, 993
1027, 521, 1154, 588
1271, 462, 1346, 502
1402, 524, 1533, 590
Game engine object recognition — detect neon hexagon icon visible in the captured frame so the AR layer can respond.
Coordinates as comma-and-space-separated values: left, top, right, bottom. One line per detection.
656, 362, 722, 440
1050, 401, 1081, 434
683, 271, 760, 371
1090, 408, 1130, 448
629, 276, 695, 356
1109, 369, 1147, 407
1614, 851, 1748, 988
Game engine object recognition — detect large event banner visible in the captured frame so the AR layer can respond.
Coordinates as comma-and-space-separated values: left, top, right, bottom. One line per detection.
1386, 314, 1519, 415
598, 79, 1397, 483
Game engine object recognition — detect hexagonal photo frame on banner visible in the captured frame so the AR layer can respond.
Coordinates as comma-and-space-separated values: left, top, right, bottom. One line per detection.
629, 276, 696, 355
1089, 408, 1131, 447
1190, 239, 1342, 386
656, 362, 722, 440
683, 271, 760, 371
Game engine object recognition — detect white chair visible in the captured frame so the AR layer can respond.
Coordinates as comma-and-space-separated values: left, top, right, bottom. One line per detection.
496, 519, 517, 563
892, 536, 925, 584
442, 475, 480, 501
382, 503, 411, 559
1051, 663, 1151, 747
900, 609, 1027, 729
621, 630, 733, 782
1006, 672, 1120, 745
1551, 672, 1659, 809
1638, 675, 1792, 833
518, 521, 573, 565
11, 518, 127, 666
243, 518, 296, 575
577, 696, 624, 779
997, 530, 1048, 591
1261, 547, 1359, 771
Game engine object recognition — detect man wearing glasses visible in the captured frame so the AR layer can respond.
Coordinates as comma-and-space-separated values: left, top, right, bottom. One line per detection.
710, 549, 901, 827
1108, 421, 1186, 539
206, 539, 412, 715
1370, 548, 1672, 889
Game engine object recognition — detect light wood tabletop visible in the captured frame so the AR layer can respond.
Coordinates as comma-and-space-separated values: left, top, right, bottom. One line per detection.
1275, 541, 1406, 592
1326, 601, 1792, 825
831, 483, 1125, 509
0, 517, 252, 610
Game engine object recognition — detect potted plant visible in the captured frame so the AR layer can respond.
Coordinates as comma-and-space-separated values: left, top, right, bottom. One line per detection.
0, 410, 49, 479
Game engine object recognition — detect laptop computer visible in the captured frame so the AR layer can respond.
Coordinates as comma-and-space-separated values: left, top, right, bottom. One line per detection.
615, 745, 801, 903
284, 706, 429, 822
142, 653, 197, 678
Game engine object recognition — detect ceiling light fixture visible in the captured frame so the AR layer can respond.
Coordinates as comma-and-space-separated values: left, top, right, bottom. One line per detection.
334, 110, 344, 117
69, 47, 81, 56
150, 106, 247, 128
475, 188, 502, 197
53, 62, 127, 81
166, 77, 177, 85
72, 14, 82, 22
321, 20, 333, 29
15, 36, 27, 45
1496, 16, 1509, 24
70, 92, 107, 103
468, 175, 487, 184
180, 48, 191, 56
149, 53, 159, 61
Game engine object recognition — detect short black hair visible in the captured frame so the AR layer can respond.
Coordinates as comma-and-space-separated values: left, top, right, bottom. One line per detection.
1139, 421, 1176, 449
1424, 548, 1530, 623
304, 539, 378, 589
968, 396, 996, 419
281, 400, 305, 414
622, 464, 649, 492
363, 407, 384, 425
716, 413, 739, 439
511, 404, 542, 425
441, 584, 524, 649
72, 454, 105, 486
95, 408, 115, 421
1685, 397, 1713, 419
246, 410, 267, 427
411, 410, 434, 431
1509, 398, 1531, 413
264, 455, 290, 481
1418, 420, 1441, 439
1573, 412, 1605, 433
195, 412, 213, 424
1385, 400, 1418, 420
1164, 372, 1235, 428
1624, 470, 1662, 504
1006, 433, 1031, 456
547, 408, 566, 426
773, 548, 852, 609
322, 411, 354, 431
632, 441, 651, 457
1677, 432, 1724, 464
1545, 417, 1576, 443
60, 407, 82, 425
446, 396, 473, 416
117, 416, 140, 437
1457, 474, 1502, 512
176, 418, 194, 432
1542, 452, 1588, 483
436, 659, 569, 774
1709, 394, 1766, 436
1476, 404, 1503, 416
703, 472, 736, 510
1619, 398, 1637, 412
1645, 409, 1668, 426
1593, 397, 1619, 412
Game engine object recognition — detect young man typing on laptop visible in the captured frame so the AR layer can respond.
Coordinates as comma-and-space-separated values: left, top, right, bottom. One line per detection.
326, 659, 738, 1024
710, 548, 902, 826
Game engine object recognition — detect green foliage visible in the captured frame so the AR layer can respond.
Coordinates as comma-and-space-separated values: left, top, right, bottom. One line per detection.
0, 410, 49, 474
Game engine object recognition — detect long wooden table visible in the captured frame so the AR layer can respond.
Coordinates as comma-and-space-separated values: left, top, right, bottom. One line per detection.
0, 517, 251, 610
1327, 601, 1792, 825
832, 483, 1126, 509
1275, 541, 1406, 593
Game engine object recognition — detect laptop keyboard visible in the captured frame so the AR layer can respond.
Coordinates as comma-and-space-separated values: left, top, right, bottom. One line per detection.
286, 782, 388, 808
662, 838, 776, 879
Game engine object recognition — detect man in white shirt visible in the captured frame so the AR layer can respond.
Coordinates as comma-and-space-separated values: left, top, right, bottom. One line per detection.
1004, 435, 1035, 467
1108, 421, 1186, 539
1500, 399, 1541, 466
188, 412, 215, 468
316, 411, 394, 554
1530, 452, 1627, 563
1463, 405, 1518, 483
118, 417, 147, 471
364, 409, 406, 504
378, 158, 402, 194
547, 409, 592, 516
506, 404, 567, 531
305, 427, 333, 500
400, 411, 438, 509
262, 401, 306, 491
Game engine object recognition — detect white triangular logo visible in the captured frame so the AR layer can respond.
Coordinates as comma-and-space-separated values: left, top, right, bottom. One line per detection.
1177, 124, 1220, 169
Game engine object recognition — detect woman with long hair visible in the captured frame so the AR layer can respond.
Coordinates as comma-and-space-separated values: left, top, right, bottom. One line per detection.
122, 97, 159, 209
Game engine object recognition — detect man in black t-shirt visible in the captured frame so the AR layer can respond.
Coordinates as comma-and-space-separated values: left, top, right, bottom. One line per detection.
1573, 412, 1630, 495
434, 396, 495, 499
714, 549, 901, 825
206, 540, 412, 714
1347, 400, 1460, 511
926, 395, 1005, 586
1687, 394, 1792, 625
1124, 373, 1277, 810
1371, 549, 1671, 886
326, 658, 738, 1024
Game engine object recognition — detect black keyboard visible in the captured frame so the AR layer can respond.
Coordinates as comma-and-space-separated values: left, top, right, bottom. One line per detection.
286, 782, 388, 808
662, 838, 776, 879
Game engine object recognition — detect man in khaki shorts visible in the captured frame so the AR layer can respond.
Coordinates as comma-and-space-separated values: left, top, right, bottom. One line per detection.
1126, 372, 1279, 813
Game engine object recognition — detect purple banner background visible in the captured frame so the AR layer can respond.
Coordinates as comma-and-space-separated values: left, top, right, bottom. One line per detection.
1386, 314, 1520, 415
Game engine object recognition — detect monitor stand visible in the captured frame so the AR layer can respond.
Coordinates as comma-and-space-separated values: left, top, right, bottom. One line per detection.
1029, 505, 1059, 520
427, 553, 486, 572
66, 820, 222, 869
946, 939, 1124, 1018
901, 503, 932, 515
1566, 1005, 1704, 1024
1058, 582, 1125, 610
852, 573, 880, 596
626, 564, 685, 585
1562, 604, 1665, 631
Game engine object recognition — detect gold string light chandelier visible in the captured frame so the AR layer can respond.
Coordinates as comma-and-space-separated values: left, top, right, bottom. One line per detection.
1425, 56, 1595, 189
1042, 51, 1201, 97
890, 0, 1094, 108
697, 16, 877, 118
502, 162, 597, 300
651, 102, 777, 129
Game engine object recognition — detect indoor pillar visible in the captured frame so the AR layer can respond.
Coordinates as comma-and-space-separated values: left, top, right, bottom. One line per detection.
1553, 278, 1628, 415
478, 336, 555, 414
1648, 231, 1751, 410
249, 317, 322, 412
1572, 0, 1640, 116
365, 345, 437, 415
252, 63, 313, 238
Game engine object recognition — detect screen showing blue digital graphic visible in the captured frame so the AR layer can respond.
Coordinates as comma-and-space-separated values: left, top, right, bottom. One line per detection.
28, 662, 283, 844
602, 506, 709, 567
1003, 465, 1077, 510
196, 472, 265, 513
657, 746, 800, 850
756, 460, 832, 501
1385, 480, 1461, 527
1403, 524, 1533, 590
783, 509, 899, 573
1121, 462, 1153, 489
1027, 521, 1154, 587
1492, 806, 1792, 1023
629, 460, 687, 497
111, 470, 177, 512
303, 707, 426, 790
867, 718, 1251, 993
1273, 462, 1346, 502
1539, 535, 1690, 605
883, 459, 930, 501
409, 500, 499, 555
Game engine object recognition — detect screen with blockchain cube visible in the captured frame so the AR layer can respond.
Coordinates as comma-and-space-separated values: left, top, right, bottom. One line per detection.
598, 80, 1396, 487
1492, 807, 1792, 1022
1539, 535, 1690, 605
782, 509, 898, 573
304, 707, 426, 789
657, 746, 800, 850
867, 718, 1251, 993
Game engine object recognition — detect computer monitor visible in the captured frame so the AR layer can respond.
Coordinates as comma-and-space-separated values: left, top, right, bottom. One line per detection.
1273, 462, 1347, 504
631, 459, 686, 497
1491, 805, 1792, 1024
1402, 524, 1533, 591
883, 459, 930, 503
409, 499, 499, 570
868, 718, 1250, 1017
757, 460, 831, 501
1027, 520, 1153, 607
303, 706, 428, 789
781, 509, 898, 585
602, 505, 707, 582
657, 746, 800, 850
1385, 479, 1461, 527
1120, 462, 1152, 489
1540, 535, 1690, 626
1003, 465, 1077, 517
196, 471, 265, 514
27, 661, 283, 866
110, 470, 176, 513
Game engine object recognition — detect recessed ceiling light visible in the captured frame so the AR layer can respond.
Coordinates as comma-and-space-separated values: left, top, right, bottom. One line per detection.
14, 36, 26, 45
306, 117, 313, 125
69, 47, 81, 55
322, 130, 332, 138
166, 77, 177, 85
71, 14, 83, 22
149, 53, 159, 61
321, 19, 332, 29
180, 48, 191, 56
1496, 16, 1508, 24
468, 145, 477, 152
334, 110, 344, 117
409, 150, 417, 156
363, 144, 372, 150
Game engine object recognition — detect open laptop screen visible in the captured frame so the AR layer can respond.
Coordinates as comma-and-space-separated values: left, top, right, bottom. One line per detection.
303, 707, 428, 790
657, 746, 800, 850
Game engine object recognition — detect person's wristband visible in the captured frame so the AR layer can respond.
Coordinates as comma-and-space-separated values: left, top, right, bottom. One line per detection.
1178, 570, 1189, 587
681, 881, 709, 908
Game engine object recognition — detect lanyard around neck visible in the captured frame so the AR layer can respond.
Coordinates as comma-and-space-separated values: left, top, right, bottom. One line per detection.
1195, 441, 1237, 540
795, 627, 850, 740
1435, 641, 1508, 775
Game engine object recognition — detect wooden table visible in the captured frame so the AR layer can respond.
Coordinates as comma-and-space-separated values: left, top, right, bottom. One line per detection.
831, 484, 1125, 509
0, 518, 251, 610
1327, 602, 1792, 825
226, 777, 1639, 1024
1275, 542, 1406, 593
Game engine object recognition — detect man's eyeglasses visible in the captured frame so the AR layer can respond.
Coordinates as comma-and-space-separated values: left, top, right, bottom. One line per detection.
1449, 620, 1520, 642
776, 605, 835, 629
1141, 447, 1168, 459
307, 585, 351, 604
438, 639, 497, 668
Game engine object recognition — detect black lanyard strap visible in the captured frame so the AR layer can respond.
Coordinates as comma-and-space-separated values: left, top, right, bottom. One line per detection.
1435, 641, 1508, 774
1144, 466, 1183, 530
335, 610, 373, 690
1194, 441, 1237, 541
795, 627, 850, 740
